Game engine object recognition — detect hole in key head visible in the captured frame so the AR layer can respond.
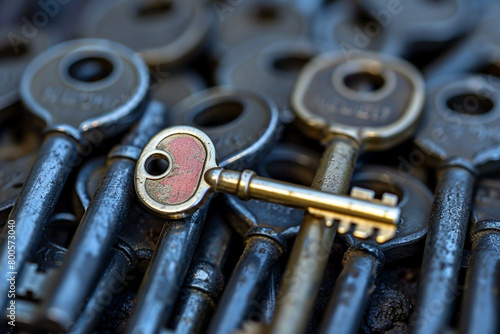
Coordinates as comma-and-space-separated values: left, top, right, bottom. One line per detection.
446, 94, 494, 115
252, 4, 279, 24
67, 57, 114, 83
343, 71, 386, 93
193, 101, 244, 127
145, 153, 170, 176
136, 0, 173, 17
272, 54, 312, 74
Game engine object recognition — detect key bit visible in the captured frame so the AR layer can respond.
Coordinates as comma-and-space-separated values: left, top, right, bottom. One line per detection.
135, 126, 401, 242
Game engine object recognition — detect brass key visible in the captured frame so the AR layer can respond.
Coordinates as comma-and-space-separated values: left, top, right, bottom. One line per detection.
135, 126, 401, 242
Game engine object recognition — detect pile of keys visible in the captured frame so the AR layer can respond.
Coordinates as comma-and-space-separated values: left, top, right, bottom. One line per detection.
0, 0, 499, 333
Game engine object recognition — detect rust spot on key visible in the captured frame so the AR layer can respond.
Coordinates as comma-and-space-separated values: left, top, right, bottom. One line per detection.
145, 134, 207, 205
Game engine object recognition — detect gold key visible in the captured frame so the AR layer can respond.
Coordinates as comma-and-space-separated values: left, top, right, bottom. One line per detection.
135, 126, 401, 242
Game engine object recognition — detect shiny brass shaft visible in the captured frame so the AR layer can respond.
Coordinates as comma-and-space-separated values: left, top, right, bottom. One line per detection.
204, 167, 400, 226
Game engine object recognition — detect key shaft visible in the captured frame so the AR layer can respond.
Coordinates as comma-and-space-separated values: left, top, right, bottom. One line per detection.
205, 168, 400, 228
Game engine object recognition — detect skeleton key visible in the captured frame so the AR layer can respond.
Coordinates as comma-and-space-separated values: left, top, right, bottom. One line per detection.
126, 87, 280, 334
425, 2, 500, 80
80, 0, 212, 68
170, 204, 232, 334
458, 178, 500, 334
65, 157, 161, 334
135, 126, 401, 233
409, 75, 500, 334
354, 0, 481, 57
217, 35, 320, 124
0, 38, 149, 308
212, 0, 308, 58
208, 143, 320, 334
40, 100, 167, 331
269, 51, 424, 334
320, 166, 432, 334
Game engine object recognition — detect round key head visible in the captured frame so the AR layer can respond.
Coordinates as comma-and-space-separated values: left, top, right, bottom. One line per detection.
312, 1, 386, 54
20, 38, 149, 141
415, 74, 500, 169
135, 126, 218, 219
224, 144, 320, 239
0, 28, 53, 110
292, 51, 424, 151
470, 178, 500, 224
80, 0, 212, 67
355, 0, 479, 55
217, 35, 320, 124
344, 166, 433, 262
169, 86, 280, 170
212, 0, 308, 57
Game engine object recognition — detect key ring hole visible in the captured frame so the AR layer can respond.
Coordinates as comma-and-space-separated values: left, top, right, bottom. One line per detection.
59, 48, 123, 91
193, 100, 244, 127
343, 72, 385, 93
252, 4, 279, 24
332, 59, 395, 102
145, 153, 171, 177
67, 57, 114, 83
446, 93, 494, 115
136, 0, 174, 17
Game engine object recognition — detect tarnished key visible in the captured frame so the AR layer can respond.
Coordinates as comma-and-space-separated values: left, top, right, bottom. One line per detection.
207, 144, 320, 334
68, 156, 162, 334
0, 39, 149, 308
212, 0, 308, 58
459, 178, 500, 334
409, 75, 500, 334
268, 51, 424, 334
81, 0, 212, 68
169, 204, 232, 334
425, 2, 500, 80
126, 87, 280, 334
135, 126, 401, 235
354, 0, 481, 57
320, 166, 432, 334
40, 100, 167, 331
217, 35, 320, 124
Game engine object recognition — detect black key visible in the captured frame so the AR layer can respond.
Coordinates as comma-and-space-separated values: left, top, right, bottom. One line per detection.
459, 178, 500, 334
320, 166, 432, 334
80, 0, 212, 68
40, 100, 167, 331
0, 39, 149, 309
410, 75, 500, 334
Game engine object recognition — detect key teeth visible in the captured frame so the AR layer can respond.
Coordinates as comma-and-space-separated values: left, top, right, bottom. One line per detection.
375, 227, 397, 243
337, 220, 352, 234
350, 187, 375, 201
352, 224, 374, 239
382, 193, 399, 206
